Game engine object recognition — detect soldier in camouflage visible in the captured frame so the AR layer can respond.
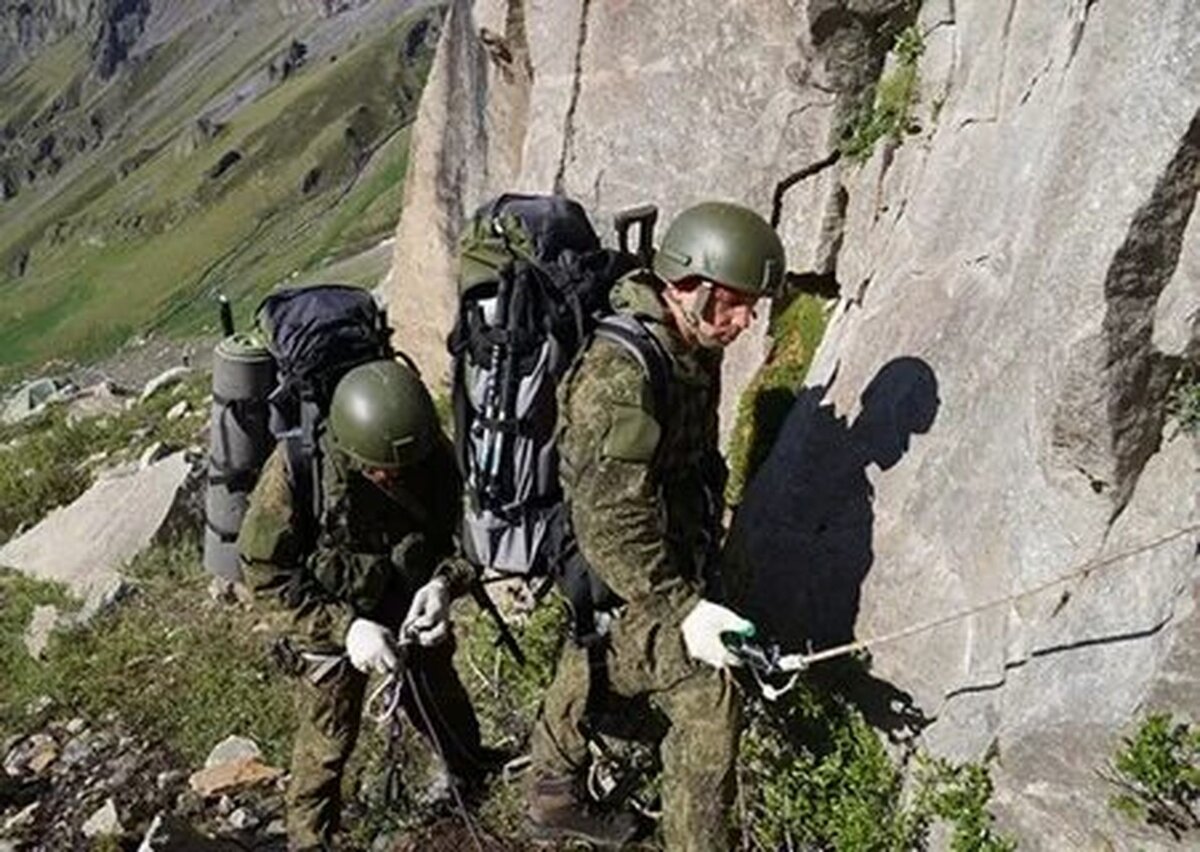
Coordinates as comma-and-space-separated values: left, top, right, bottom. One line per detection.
526, 202, 787, 851
238, 359, 490, 851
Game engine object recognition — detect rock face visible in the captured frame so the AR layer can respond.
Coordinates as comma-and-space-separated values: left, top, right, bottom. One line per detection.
383, 0, 827, 433
386, 0, 1200, 846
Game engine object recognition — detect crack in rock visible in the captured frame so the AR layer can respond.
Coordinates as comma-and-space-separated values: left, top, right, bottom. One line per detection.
1102, 107, 1200, 519
553, 0, 591, 195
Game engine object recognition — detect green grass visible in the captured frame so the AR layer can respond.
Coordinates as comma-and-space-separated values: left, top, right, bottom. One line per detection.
840, 24, 926, 163
0, 6, 441, 383
0, 539, 295, 766
726, 294, 830, 505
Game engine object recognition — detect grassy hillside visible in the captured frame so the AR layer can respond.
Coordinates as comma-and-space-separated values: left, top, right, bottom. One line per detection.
0, 2, 441, 383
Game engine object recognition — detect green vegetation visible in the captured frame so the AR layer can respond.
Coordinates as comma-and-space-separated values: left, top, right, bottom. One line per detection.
0, 539, 295, 766
841, 24, 926, 163
0, 6, 441, 382
726, 293, 830, 505
1107, 712, 1200, 840
0, 372, 211, 542
740, 680, 1015, 850
1166, 367, 1200, 437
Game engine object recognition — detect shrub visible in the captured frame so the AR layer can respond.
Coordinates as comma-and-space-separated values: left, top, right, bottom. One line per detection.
738, 679, 1016, 851
841, 24, 926, 163
1107, 713, 1200, 839
1166, 369, 1200, 437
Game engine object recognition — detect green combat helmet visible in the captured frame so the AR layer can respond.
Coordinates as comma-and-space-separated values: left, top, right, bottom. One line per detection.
652, 201, 786, 297
328, 360, 437, 469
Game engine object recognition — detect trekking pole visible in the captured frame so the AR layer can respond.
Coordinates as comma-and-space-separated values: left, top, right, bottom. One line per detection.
487, 271, 523, 509
469, 577, 526, 666
478, 273, 512, 507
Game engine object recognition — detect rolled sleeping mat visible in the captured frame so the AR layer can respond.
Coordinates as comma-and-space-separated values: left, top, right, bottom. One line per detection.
204, 333, 276, 579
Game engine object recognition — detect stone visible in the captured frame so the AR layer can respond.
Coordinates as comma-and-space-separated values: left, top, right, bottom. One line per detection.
2, 801, 38, 833
59, 733, 98, 769
65, 718, 86, 735
1, 377, 76, 425
226, 805, 259, 831
81, 798, 122, 837
139, 366, 190, 402
0, 452, 199, 614
22, 604, 60, 659
4, 733, 56, 776
165, 400, 189, 420
187, 757, 282, 797
156, 769, 184, 790
26, 740, 58, 775
64, 380, 131, 425
203, 735, 261, 769
721, 0, 1200, 846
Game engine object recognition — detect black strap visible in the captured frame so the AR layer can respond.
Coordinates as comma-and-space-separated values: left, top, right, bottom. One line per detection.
206, 518, 241, 543
282, 434, 319, 552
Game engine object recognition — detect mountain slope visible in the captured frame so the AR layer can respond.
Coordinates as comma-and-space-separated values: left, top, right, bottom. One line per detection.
0, 0, 443, 381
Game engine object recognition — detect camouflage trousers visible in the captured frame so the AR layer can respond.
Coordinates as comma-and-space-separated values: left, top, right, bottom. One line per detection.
529, 605, 742, 852
287, 640, 484, 850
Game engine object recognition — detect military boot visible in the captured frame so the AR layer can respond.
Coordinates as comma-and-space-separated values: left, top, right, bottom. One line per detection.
526, 773, 644, 847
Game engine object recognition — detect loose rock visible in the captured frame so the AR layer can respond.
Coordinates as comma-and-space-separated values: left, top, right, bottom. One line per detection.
204, 735, 261, 769
80, 797, 122, 837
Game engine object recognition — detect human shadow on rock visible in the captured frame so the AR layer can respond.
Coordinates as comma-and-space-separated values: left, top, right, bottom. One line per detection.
724, 356, 940, 654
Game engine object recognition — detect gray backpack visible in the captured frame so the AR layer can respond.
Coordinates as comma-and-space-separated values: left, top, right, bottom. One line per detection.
448, 194, 666, 640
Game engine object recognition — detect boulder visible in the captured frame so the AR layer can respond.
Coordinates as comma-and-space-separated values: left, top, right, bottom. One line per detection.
0, 452, 201, 614
1, 377, 76, 424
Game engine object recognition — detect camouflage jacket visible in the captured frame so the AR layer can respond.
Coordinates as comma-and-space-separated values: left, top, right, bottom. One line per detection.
237, 432, 473, 651
558, 270, 726, 623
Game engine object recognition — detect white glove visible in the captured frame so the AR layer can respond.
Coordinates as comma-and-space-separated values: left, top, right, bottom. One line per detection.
345, 618, 398, 675
681, 600, 755, 670
402, 577, 451, 647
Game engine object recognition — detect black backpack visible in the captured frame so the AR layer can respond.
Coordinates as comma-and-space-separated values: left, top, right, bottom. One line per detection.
256, 284, 397, 544
448, 193, 669, 642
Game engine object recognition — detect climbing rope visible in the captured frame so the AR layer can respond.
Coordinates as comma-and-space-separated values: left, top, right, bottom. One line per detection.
738, 522, 1200, 700
367, 635, 488, 852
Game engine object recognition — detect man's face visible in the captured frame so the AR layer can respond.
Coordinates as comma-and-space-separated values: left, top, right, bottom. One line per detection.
669, 277, 760, 349
360, 464, 402, 491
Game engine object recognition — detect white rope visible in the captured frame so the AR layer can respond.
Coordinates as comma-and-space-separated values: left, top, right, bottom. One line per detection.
756, 523, 1200, 697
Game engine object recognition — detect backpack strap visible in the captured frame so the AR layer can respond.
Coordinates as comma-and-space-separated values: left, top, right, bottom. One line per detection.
594, 313, 672, 422
282, 430, 321, 553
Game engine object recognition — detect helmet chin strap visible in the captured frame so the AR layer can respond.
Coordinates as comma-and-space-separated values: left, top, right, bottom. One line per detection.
680, 281, 713, 334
